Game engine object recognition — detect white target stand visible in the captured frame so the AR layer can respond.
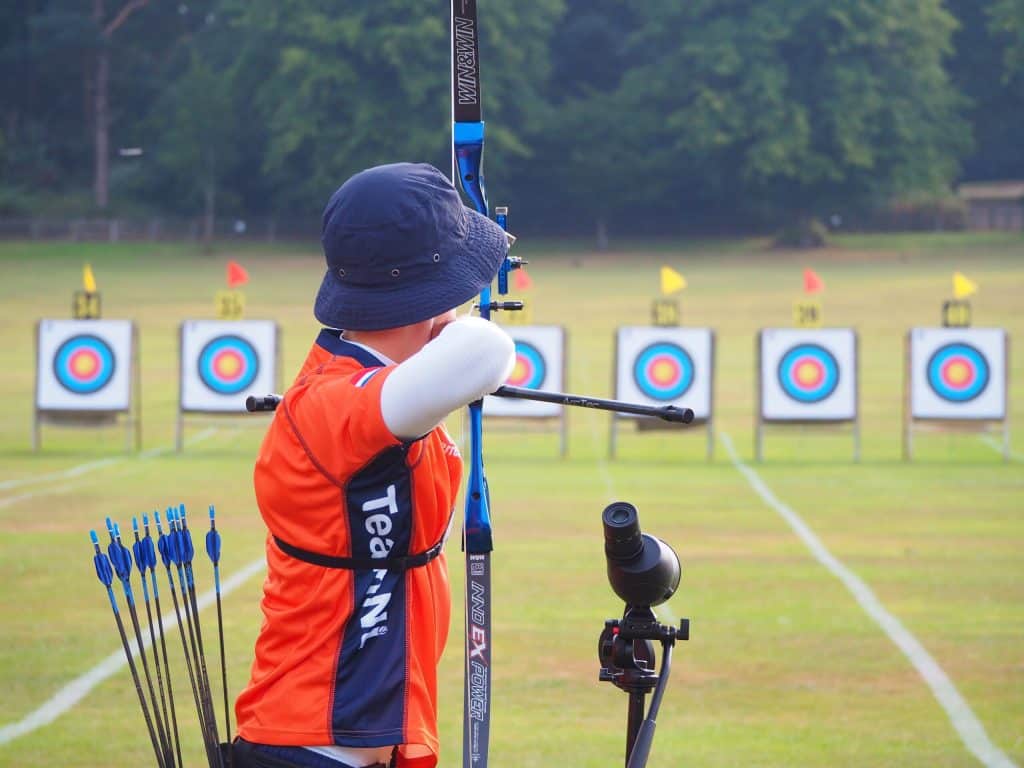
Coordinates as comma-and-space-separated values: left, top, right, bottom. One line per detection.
755, 328, 860, 462
904, 327, 1010, 461
33, 319, 141, 452
610, 327, 715, 461
177, 320, 281, 451
483, 326, 568, 456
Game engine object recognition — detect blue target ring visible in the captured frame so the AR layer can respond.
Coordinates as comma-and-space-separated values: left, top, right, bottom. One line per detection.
507, 341, 547, 389
777, 344, 839, 404
53, 335, 116, 394
927, 343, 989, 403
198, 335, 259, 395
633, 343, 694, 402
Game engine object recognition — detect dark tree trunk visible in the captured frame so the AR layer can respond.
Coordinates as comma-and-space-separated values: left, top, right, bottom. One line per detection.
91, 0, 150, 210
203, 182, 216, 249
94, 46, 110, 209
93, 0, 109, 209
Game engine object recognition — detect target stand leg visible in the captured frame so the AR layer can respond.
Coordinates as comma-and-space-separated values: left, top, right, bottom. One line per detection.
560, 410, 568, 458
609, 413, 618, 460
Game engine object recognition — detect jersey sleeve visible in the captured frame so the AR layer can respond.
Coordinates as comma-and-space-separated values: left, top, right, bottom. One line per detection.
283, 364, 402, 481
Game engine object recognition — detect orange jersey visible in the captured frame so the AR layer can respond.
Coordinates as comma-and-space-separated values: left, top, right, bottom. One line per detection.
236, 330, 462, 767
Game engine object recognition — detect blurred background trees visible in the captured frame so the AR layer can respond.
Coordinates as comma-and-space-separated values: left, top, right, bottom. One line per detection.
0, 0, 1020, 237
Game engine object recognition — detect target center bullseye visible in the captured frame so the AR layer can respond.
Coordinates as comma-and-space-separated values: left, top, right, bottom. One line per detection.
942, 359, 972, 387
70, 350, 99, 378
213, 352, 244, 380
794, 360, 823, 387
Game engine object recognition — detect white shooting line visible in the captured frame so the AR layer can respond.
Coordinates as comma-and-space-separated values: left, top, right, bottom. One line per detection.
719, 432, 1017, 768
0, 556, 267, 746
0, 429, 220, 512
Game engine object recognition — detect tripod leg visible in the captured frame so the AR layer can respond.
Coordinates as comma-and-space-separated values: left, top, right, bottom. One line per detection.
626, 691, 646, 768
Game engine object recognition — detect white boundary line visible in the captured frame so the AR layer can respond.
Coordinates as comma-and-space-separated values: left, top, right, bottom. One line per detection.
980, 436, 1024, 462
575, 338, 617, 504
0, 429, 220, 512
0, 556, 266, 746
719, 432, 1017, 768
0, 457, 125, 492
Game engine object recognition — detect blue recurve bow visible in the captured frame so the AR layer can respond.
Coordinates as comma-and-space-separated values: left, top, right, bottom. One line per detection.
451, 2, 518, 766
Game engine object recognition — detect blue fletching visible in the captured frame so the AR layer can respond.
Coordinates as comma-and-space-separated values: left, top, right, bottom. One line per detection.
168, 514, 183, 566
206, 528, 221, 564
142, 533, 157, 571
132, 537, 145, 574
206, 504, 222, 563
181, 526, 195, 565
107, 538, 133, 582
91, 532, 114, 587
131, 518, 145, 575
157, 534, 172, 568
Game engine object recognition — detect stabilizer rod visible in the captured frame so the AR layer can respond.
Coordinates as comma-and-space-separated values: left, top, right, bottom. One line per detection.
247, 389, 694, 424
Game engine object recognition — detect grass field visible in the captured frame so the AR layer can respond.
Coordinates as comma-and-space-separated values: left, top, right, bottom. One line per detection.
0, 232, 1021, 767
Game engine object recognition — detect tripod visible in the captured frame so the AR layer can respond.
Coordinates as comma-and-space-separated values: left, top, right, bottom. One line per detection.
598, 605, 689, 768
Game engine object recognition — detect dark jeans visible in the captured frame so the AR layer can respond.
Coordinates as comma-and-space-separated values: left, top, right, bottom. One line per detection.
229, 738, 390, 768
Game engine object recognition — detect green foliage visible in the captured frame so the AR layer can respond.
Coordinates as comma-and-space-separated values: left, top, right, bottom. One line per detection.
945, 0, 1024, 182
0, 0, 1015, 230
216, 0, 561, 213
990, 0, 1024, 81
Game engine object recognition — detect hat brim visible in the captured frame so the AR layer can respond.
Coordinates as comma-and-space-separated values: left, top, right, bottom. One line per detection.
314, 208, 509, 331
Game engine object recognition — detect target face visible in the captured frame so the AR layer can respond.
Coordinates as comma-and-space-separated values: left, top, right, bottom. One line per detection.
507, 341, 547, 389
615, 327, 713, 420
180, 320, 278, 412
36, 320, 134, 411
910, 328, 1006, 420
760, 328, 857, 421
633, 343, 695, 402
198, 335, 260, 395
484, 326, 565, 418
776, 344, 840, 404
53, 335, 116, 394
926, 343, 989, 403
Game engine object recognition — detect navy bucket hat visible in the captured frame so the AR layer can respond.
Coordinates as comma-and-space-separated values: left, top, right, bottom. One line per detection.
314, 162, 510, 331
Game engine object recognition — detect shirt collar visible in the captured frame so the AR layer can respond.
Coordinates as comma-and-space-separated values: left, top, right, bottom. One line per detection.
315, 329, 392, 367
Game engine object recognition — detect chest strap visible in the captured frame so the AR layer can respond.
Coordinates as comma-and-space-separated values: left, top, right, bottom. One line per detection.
273, 535, 445, 571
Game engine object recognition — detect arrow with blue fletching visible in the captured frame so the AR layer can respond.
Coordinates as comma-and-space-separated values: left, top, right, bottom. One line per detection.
92, 527, 168, 768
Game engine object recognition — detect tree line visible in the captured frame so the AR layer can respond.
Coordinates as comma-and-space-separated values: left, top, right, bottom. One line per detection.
1, 0, 1022, 236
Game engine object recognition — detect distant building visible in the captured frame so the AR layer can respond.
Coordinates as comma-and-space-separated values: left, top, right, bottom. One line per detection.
957, 181, 1024, 231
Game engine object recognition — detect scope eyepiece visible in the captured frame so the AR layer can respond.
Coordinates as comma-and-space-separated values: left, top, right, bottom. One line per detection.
602, 501, 681, 607
603, 502, 644, 562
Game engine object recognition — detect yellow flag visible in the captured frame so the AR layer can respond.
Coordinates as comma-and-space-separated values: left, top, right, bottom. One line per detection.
660, 266, 687, 296
952, 271, 977, 299
83, 264, 97, 293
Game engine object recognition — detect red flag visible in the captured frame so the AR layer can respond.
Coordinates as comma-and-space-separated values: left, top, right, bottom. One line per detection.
227, 260, 249, 288
803, 268, 824, 294
513, 267, 533, 291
